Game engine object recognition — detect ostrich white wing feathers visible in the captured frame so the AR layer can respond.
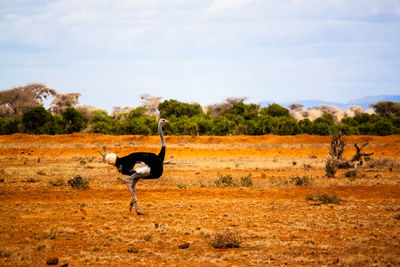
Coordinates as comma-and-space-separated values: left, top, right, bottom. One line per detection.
135, 166, 151, 176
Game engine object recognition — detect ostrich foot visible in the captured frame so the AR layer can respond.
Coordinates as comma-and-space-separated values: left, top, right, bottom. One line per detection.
129, 201, 145, 215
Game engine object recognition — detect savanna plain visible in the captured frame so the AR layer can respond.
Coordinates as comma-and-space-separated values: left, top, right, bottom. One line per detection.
0, 133, 399, 266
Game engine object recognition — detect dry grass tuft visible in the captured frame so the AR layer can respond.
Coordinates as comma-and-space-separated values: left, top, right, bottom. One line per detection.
344, 169, 357, 179
215, 172, 236, 187
306, 192, 340, 205
287, 175, 313, 186
239, 173, 253, 187
49, 178, 65, 186
209, 230, 242, 249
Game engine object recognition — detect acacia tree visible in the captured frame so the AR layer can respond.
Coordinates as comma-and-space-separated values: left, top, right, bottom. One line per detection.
0, 83, 56, 117
371, 101, 400, 118
206, 97, 247, 119
288, 103, 304, 112
141, 94, 162, 117
50, 92, 81, 114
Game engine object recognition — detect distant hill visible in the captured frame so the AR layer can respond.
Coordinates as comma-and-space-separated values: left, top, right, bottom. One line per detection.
259, 95, 400, 110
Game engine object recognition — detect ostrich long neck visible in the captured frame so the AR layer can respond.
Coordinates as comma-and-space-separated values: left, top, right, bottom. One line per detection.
158, 122, 166, 161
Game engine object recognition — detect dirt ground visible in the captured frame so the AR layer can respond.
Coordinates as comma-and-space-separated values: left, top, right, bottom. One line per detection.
0, 133, 399, 266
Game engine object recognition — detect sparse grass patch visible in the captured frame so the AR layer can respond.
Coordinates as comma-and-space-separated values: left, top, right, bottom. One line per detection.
44, 228, 57, 240
68, 175, 89, 190
50, 178, 65, 186
209, 230, 242, 249
127, 246, 139, 253
37, 170, 46, 176
287, 175, 313, 186
177, 184, 187, 189
306, 192, 340, 205
365, 157, 397, 170
0, 250, 11, 258
141, 233, 152, 242
303, 163, 312, 171
345, 169, 357, 180
215, 172, 236, 187
239, 173, 253, 187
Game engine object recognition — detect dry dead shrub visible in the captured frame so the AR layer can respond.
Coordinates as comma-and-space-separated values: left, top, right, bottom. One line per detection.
306, 192, 340, 205
325, 156, 337, 177
209, 230, 242, 249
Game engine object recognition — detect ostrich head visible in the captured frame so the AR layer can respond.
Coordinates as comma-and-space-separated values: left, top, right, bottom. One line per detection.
105, 153, 117, 165
159, 118, 168, 126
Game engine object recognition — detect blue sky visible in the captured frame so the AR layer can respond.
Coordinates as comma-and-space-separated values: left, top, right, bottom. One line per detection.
1, 0, 399, 111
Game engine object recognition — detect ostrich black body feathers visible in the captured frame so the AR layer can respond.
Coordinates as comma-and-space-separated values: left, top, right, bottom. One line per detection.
115, 146, 165, 179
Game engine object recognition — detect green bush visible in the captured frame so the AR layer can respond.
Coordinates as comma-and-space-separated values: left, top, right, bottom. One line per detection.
212, 118, 236, 136
68, 175, 89, 190
159, 99, 202, 118
312, 121, 332, 136
239, 173, 253, 187
215, 172, 236, 187
299, 118, 313, 134
22, 106, 55, 134
88, 110, 117, 134
374, 120, 394, 136
341, 117, 358, 127
273, 116, 301, 135
62, 108, 86, 134
261, 103, 289, 117
0, 116, 21, 134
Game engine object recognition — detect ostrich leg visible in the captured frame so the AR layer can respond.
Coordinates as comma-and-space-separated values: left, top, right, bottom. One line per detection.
124, 174, 145, 215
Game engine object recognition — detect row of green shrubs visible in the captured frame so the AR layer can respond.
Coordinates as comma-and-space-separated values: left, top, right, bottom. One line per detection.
1, 100, 399, 136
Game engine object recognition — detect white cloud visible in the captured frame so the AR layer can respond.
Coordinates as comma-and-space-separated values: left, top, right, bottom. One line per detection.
206, 0, 253, 14
0, 0, 399, 110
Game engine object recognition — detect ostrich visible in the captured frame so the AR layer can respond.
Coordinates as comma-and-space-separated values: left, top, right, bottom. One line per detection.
99, 118, 168, 215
